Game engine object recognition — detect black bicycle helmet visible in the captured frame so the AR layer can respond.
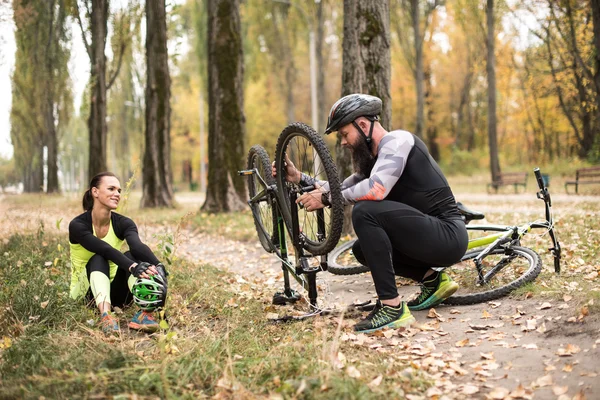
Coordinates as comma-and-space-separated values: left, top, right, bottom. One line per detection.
324, 94, 382, 134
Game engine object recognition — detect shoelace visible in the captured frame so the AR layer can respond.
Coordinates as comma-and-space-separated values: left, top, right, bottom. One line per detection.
415, 284, 436, 303
371, 307, 399, 326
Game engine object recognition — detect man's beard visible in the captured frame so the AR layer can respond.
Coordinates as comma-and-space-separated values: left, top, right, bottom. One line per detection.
350, 138, 376, 176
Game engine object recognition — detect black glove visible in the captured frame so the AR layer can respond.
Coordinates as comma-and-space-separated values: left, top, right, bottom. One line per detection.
156, 262, 169, 277
130, 261, 152, 278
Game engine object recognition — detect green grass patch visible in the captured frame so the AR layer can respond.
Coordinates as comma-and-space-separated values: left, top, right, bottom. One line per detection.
0, 233, 432, 399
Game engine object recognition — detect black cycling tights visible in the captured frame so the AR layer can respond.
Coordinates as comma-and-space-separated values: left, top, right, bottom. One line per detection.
351, 200, 468, 300
85, 251, 137, 308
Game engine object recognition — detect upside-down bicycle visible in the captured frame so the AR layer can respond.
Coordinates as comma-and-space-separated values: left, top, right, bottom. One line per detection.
327, 168, 562, 305
239, 122, 344, 316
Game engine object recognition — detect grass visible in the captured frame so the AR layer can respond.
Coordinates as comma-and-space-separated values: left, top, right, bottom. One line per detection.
1, 174, 599, 398
0, 232, 431, 399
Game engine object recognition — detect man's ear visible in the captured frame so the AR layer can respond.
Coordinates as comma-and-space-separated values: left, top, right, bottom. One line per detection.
357, 117, 370, 131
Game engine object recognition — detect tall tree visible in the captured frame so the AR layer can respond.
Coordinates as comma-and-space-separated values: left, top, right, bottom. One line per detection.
395, 0, 441, 142
73, 0, 127, 181
11, 0, 71, 192
141, 0, 174, 207
337, 0, 391, 232
203, 0, 246, 212
486, 0, 501, 181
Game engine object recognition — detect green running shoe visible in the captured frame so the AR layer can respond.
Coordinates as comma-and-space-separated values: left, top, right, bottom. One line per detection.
354, 301, 416, 334
407, 271, 458, 311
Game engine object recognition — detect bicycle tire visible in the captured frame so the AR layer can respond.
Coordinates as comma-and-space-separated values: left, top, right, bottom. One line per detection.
328, 239, 370, 275
274, 122, 344, 255
247, 145, 277, 253
443, 245, 542, 305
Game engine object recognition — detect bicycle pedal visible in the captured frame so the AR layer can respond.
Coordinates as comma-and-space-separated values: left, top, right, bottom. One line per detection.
272, 290, 301, 305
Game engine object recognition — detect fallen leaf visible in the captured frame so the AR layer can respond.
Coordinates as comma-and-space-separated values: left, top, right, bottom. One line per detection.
563, 294, 573, 302
427, 308, 441, 319
455, 338, 469, 347
368, 375, 382, 388
480, 352, 494, 360
40, 300, 49, 309
563, 364, 573, 372
487, 386, 510, 399
580, 306, 589, 317
482, 310, 492, 319
346, 366, 361, 378
522, 343, 538, 350
535, 374, 553, 387
538, 302, 552, 310
552, 385, 569, 395
460, 384, 479, 395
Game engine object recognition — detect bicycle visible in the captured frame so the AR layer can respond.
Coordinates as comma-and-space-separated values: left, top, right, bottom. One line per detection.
327, 167, 562, 305
239, 122, 345, 317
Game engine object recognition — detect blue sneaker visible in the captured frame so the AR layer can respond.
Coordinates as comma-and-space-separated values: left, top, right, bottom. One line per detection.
128, 310, 159, 332
101, 312, 120, 335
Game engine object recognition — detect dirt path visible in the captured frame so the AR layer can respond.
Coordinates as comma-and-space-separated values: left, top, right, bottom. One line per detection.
179, 231, 599, 399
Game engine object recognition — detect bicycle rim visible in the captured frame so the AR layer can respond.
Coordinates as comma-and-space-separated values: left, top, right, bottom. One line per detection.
274, 122, 344, 255
327, 239, 370, 275
247, 145, 277, 253
444, 245, 542, 305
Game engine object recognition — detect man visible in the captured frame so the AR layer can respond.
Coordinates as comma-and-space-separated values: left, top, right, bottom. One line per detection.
277, 94, 468, 333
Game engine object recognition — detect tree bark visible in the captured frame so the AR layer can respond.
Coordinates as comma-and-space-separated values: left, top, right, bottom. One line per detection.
316, 0, 326, 132
338, 0, 391, 233
486, 0, 501, 181
141, 0, 174, 208
87, 0, 109, 180
412, 0, 425, 140
203, 0, 246, 212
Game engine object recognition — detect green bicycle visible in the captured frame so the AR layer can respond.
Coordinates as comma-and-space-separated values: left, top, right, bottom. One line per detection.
327, 168, 562, 305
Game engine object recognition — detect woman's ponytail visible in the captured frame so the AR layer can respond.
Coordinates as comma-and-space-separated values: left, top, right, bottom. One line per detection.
82, 189, 94, 211
81, 172, 118, 211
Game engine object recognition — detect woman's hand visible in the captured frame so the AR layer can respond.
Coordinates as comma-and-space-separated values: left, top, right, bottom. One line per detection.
129, 262, 159, 279
272, 153, 301, 184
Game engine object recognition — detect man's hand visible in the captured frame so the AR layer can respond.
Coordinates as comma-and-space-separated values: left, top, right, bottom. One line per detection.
297, 184, 328, 212
272, 153, 301, 184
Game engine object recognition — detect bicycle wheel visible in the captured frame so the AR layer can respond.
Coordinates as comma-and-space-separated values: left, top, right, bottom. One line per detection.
247, 145, 278, 253
274, 122, 344, 255
443, 245, 542, 305
328, 239, 370, 275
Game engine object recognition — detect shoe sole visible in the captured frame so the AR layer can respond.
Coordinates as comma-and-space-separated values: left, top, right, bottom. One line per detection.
128, 322, 159, 332
354, 314, 416, 334
408, 281, 459, 311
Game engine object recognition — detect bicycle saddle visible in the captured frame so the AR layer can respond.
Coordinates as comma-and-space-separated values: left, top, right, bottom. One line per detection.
456, 202, 485, 224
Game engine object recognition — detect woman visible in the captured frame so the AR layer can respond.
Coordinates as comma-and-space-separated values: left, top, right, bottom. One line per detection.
69, 172, 166, 334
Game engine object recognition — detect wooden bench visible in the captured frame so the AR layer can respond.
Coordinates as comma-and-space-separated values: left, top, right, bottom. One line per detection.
487, 172, 528, 194
565, 166, 600, 194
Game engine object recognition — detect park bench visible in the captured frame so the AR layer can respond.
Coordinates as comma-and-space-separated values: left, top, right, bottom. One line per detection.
565, 166, 600, 194
487, 172, 528, 194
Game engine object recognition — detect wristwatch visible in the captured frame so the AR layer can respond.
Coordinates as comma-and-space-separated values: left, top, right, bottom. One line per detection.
321, 192, 331, 207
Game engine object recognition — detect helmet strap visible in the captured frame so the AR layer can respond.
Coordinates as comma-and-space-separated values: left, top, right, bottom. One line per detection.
352, 115, 378, 150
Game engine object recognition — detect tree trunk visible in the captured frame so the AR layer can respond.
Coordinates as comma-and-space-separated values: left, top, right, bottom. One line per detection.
87, 0, 109, 180
203, 0, 246, 212
593, 0, 600, 125
141, 0, 174, 208
412, 0, 425, 140
424, 65, 439, 161
338, 0, 391, 234
486, 0, 501, 181
316, 0, 326, 132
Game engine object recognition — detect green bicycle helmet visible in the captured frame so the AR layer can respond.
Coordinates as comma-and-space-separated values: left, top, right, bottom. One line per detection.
132, 273, 167, 311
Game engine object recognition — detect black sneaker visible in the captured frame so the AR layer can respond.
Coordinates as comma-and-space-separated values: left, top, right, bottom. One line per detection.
354, 300, 416, 334
407, 271, 458, 311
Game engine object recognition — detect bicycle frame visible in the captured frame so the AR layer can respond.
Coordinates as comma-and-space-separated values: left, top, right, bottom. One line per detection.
462, 167, 561, 284
241, 167, 328, 309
